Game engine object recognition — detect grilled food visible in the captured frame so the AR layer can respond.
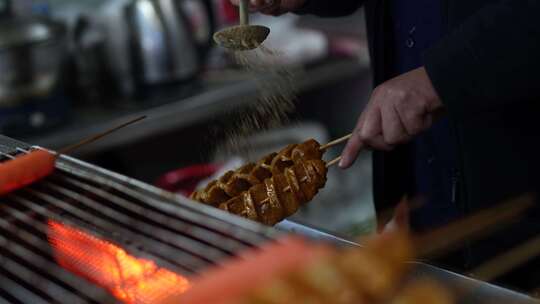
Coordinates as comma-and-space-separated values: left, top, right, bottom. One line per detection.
191, 139, 323, 206
179, 231, 454, 304
191, 139, 324, 208
0, 150, 56, 196
219, 159, 327, 226
392, 280, 454, 304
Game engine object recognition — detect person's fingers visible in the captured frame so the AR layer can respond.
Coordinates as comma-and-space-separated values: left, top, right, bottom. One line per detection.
360, 107, 393, 151
382, 104, 411, 145
423, 113, 434, 130
339, 132, 364, 169
397, 102, 425, 136
365, 135, 394, 151
360, 105, 380, 140
340, 115, 366, 169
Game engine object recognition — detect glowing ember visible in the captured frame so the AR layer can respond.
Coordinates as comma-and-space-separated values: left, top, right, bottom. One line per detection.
48, 221, 190, 304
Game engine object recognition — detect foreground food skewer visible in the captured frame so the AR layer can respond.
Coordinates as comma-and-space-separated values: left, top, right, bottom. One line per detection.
0, 116, 146, 196
392, 280, 454, 304
415, 195, 533, 258
177, 230, 454, 304
470, 232, 540, 282
176, 195, 536, 304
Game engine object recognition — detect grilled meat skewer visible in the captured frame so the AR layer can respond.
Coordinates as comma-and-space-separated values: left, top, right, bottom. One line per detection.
191, 139, 324, 207
219, 159, 328, 226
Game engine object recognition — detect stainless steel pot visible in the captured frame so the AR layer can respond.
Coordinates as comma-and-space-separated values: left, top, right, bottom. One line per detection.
0, 17, 67, 106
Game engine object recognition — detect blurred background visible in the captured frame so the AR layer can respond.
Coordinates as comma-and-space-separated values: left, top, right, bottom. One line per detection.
0, 0, 375, 238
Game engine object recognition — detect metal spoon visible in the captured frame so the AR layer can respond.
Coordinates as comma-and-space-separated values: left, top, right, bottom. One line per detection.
213, 0, 270, 51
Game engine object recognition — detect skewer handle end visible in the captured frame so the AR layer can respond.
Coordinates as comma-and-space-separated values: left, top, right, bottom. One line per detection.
320, 134, 352, 151
326, 156, 342, 168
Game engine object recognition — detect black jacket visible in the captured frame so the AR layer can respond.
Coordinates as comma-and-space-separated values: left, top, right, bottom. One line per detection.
299, 0, 540, 269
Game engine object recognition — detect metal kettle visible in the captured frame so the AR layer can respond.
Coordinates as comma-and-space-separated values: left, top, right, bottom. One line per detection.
100, 0, 215, 96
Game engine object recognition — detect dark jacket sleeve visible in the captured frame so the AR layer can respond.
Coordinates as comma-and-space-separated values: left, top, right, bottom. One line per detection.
425, 1, 540, 117
295, 0, 363, 17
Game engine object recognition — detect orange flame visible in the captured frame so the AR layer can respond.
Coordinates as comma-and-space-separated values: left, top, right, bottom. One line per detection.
47, 220, 190, 304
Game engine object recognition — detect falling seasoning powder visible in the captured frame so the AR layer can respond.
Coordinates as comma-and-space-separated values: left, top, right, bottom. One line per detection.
215, 45, 299, 159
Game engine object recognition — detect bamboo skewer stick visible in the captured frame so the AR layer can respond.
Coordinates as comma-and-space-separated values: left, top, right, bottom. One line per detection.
320, 134, 352, 151
470, 234, 540, 282
416, 195, 534, 258
326, 156, 342, 168
57, 116, 147, 155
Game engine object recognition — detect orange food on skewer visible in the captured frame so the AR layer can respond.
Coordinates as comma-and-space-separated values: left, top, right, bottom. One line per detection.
391, 280, 454, 304
175, 236, 330, 304
176, 231, 454, 304
0, 150, 56, 196
0, 116, 147, 197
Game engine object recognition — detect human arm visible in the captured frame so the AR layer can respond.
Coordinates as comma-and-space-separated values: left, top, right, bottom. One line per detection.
340, 1, 540, 167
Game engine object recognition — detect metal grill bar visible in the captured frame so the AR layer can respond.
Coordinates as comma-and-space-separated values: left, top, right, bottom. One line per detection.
0, 140, 282, 303
0, 206, 117, 303
0, 235, 102, 304
24, 184, 216, 272
0, 248, 88, 304
7, 193, 198, 275
52, 174, 252, 254
55, 155, 277, 243
44, 178, 232, 262
0, 275, 49, 304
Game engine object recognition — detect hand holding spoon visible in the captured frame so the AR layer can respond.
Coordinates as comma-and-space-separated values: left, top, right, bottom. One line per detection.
213, 0, 270, 51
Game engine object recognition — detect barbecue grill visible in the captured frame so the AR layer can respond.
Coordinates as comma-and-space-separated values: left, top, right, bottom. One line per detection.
0, 135, 537, 303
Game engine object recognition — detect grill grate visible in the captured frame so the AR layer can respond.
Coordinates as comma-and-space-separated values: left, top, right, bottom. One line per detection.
0, 137, 281, 303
